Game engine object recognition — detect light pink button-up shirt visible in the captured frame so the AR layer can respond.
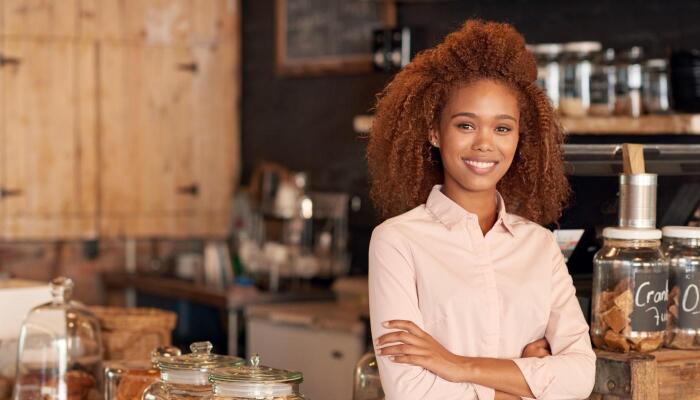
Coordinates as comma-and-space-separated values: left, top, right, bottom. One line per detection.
369, 185, 595, 400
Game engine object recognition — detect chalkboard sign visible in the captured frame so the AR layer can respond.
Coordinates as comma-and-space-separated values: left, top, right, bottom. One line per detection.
275, 0, 395, 76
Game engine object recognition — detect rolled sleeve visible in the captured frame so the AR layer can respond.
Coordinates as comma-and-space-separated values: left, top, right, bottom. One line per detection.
369, 227, 483, 400
512, 242, 596, 400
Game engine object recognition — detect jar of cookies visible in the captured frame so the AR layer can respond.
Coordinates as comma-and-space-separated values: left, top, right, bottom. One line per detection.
142, 341, 244, 400
662, 226, 700, 349
591, 228, 668, 353
13, 277, 103, 400
208, 355, 306, 400
559, 41, 602, 117
104, 346, 181, 400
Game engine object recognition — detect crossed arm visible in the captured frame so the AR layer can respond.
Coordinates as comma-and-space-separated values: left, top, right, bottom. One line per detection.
375, 320, 551, 399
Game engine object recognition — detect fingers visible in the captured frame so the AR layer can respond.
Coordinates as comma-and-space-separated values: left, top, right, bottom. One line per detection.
522, 338, 552, 358
382, 320, 425, 337
378, 343, 431, 357
388, 354, 428, 366
376, 330, 423, 347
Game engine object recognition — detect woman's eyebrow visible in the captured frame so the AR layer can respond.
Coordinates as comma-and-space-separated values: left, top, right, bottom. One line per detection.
450, 112, 478, 119
495, 114, 517, 122
450, 112, 517, 122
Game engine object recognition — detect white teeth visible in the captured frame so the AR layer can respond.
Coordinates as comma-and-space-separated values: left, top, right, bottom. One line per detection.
464, 159, 496, 169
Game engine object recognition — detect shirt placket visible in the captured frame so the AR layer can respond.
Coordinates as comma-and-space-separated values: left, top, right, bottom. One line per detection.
466, 216, 500, 358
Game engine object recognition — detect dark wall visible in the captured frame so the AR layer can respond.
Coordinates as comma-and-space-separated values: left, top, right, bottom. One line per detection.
241, 1, 700, 272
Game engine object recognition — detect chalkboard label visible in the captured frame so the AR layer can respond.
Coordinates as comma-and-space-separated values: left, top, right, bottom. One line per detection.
679, 272, 700, 329
631, 271, 668, 332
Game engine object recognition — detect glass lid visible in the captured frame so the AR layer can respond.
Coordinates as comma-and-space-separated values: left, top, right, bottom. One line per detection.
158, 341, 242, 371
209, 355, 303, 384
13, 277, 103, 400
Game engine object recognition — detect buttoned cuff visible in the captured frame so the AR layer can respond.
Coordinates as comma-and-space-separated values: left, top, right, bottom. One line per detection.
512, 357, 554, 399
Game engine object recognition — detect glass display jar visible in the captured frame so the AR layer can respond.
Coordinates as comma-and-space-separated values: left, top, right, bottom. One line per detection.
615, 46, 645, 117
662, 226, 700, 349
591, 228, 668, 353
530, 43, 563, 109
643, 58, 671, 114
559, 41, 602, 117
142, 342, 243, 400
104, 347, 181, 400
352, 352, 383, 400
13, 277, 103, 400
589, 48, 617, 116
208, 355, 305, 400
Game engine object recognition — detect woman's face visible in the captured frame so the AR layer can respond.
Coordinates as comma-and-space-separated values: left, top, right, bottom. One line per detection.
430, 79, 520, 194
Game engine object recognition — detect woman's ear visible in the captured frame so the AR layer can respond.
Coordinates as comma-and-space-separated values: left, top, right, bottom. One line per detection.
428, 129, 440, 148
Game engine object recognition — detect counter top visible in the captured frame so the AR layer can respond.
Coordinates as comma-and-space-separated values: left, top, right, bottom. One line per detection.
246, 300, 367, 334
100, 272, 335, 310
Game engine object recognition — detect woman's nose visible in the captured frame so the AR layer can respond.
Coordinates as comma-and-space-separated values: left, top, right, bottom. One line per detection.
472, 129, 494, 152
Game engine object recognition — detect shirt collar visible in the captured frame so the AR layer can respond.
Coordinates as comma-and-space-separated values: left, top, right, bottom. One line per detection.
425, 185, 516, 237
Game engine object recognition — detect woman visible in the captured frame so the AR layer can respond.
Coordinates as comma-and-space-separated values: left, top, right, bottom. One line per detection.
366, 20, 595, 400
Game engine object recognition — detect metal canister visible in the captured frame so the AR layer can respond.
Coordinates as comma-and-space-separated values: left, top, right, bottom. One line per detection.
619, 174, 657, 228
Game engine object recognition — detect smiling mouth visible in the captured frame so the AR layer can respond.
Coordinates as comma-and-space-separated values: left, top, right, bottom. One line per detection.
462, 158, 498, 170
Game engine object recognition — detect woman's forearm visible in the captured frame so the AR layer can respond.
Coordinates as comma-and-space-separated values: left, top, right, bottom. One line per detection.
460, 357, 534, 398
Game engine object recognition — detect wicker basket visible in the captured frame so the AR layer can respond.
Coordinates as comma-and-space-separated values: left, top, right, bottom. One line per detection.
89, 306, 177, 361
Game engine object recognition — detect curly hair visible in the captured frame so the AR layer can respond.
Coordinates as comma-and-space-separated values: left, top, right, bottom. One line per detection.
367, 20, 569, 225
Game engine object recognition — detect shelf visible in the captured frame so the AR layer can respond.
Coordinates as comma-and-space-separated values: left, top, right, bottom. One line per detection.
353, 114, 700, 135
561, 114, 700, 135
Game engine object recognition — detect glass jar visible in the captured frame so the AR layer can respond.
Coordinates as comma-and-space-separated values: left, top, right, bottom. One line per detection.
208, 355, 305, 400
643, 58, 671, 114
615, 46, 645, 117
353, 352, 383, 400
591, 228, 668, 353
13, 277, 103, 400
559, 41, 602, 117
530, 43, 563, 109
662, 226, 700, 349
142, 342, 244, 400
104, 347, 181, 400
589, 48, 617, 116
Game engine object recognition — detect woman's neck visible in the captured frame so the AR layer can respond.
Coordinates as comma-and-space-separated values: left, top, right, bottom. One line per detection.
442, 182, 498, 235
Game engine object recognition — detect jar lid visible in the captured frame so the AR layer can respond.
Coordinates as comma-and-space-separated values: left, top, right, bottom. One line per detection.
645, 58, 667, 68
603, 227, 662, 240
209, 354, 303, 385
159, 342, 240, 371
662, 226, 700, 239
530, 43, 563, 55
563, 41, 602, 54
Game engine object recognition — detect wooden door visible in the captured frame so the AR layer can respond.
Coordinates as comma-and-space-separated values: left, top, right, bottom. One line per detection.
1, 39, 97, 239
188, 42, 239, 236
99, 41, 237, 237
99, 43, 194, 237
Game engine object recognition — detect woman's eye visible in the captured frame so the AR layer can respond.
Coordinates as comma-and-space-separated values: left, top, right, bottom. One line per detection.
495, 126, 512, 134
457, 123, 474, 130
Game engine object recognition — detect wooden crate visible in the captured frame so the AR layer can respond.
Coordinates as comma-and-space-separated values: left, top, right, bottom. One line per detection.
591, 348, 700, 400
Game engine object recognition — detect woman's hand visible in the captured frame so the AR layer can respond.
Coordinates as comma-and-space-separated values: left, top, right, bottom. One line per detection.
521, 338, 551, 358
375, 320, 468, 383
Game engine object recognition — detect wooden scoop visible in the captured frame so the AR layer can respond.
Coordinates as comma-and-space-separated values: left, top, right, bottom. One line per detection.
622, 143, 645, 174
